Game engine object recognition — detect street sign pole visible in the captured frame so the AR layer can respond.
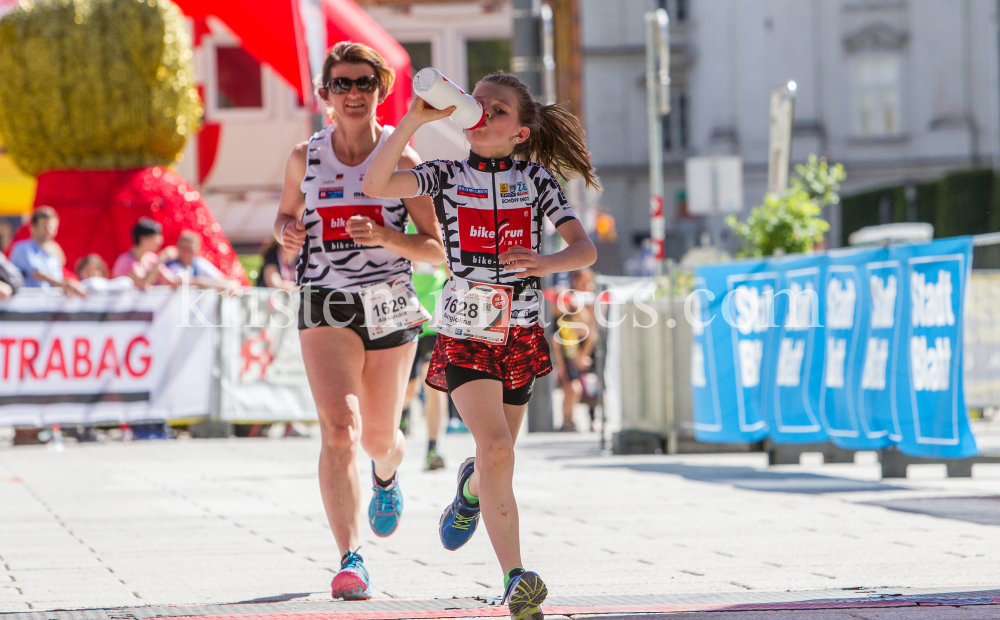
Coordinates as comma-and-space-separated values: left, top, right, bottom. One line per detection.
645, 5, 669, 275
514, 0, 555, 433
767, 80, 797, 195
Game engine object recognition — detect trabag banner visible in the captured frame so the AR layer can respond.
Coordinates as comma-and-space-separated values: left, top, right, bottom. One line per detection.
0, 290, 216, 425
690, 237, 977, 458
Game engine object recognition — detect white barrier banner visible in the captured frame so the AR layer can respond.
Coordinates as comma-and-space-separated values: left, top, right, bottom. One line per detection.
0, 289, 216, 425
218, 289, 317, 422
964, 272, 1000, 408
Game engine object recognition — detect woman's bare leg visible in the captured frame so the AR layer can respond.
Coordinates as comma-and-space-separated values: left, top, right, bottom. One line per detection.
300, 327, 367, 555
301, 327, 416, 556
359, 342, 417, 481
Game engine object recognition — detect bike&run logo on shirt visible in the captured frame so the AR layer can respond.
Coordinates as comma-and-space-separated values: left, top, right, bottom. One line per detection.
457, 206, 530, 267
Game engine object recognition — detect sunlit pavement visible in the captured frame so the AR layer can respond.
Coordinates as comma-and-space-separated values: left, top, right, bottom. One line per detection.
1, 419, 999, 619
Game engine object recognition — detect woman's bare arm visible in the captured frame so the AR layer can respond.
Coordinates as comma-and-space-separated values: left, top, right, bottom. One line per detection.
273, 143, 309, 251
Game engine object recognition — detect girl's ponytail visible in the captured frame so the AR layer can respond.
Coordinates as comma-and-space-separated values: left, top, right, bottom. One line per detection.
479, 73, 599, 188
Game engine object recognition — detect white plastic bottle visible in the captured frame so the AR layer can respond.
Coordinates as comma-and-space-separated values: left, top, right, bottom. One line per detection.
412, 68, 486, 130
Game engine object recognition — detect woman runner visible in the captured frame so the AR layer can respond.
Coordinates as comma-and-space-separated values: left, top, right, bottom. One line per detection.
273, 42, 445, 600
363, 72, 598, 620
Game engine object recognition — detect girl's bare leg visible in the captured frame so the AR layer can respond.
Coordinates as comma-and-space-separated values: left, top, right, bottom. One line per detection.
451, 380, 527, 573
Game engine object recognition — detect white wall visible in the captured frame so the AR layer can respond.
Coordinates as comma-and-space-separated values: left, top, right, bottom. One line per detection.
364, 1, 512, 92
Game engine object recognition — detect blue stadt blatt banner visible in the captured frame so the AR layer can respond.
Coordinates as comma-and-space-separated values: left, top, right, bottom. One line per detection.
690, 237, 977, 458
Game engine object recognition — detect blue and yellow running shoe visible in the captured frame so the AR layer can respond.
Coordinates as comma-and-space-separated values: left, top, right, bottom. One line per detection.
331, 548, 371, 600
439, 457, 480, 550
503, 570, 547, 620
368, 465, 403, 537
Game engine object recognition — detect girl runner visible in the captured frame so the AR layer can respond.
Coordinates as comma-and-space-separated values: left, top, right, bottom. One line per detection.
273, 42, 445, 600
363, 72, 598, 620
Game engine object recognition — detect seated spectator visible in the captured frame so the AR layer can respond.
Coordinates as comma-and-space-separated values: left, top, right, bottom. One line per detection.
112, 218, 180, 289
0, 218, 14, 253
0, 250, 23, 300
76, 253, 108, 280
9, 206, 86, 296
258, 238, 298, 289
74, 253, 135, 292
165, 230, 239, 290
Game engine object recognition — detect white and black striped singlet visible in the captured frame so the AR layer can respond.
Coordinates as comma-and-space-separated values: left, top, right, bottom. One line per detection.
298, 124, 411, 290
409, 152, 578, 326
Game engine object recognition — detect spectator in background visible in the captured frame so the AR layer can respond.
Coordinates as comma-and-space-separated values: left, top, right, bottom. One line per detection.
248, 238, 308, 439
551, 268, 599, 432
9, 207, 86, 296
258, 238, 298, 289
112, 218, 180, 289
76, 254, 108, 280
0, 250, 23, 299
0, 218, 15, 253
166, 230, 238, 290
75, 253, 135, 292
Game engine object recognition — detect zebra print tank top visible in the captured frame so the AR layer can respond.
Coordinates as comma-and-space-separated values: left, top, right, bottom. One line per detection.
297, 124, 411, 291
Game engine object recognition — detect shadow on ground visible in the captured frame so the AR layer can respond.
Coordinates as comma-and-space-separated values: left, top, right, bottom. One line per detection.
575, 462, 906, 494
860, 496, 1000, 526
232, 592, 316, 605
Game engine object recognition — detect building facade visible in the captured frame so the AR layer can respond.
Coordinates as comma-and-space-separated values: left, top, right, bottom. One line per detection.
581, 0, 1000, 267
174, 0, 514, 251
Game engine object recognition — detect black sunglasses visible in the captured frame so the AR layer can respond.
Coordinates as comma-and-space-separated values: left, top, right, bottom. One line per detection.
325, 75, 380, 94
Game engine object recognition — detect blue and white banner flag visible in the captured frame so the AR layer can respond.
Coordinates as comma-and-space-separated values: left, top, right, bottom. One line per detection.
691, 238, 976, 458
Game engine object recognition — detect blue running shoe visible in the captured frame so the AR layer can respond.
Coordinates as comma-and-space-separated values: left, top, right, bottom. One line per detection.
439, 457, 480, 550
368, 465, 403, 537
331, 548, 371, 600
503, 570, 547, 620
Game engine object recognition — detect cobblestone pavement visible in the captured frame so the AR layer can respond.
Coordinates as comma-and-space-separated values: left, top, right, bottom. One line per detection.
1, 424, 999, 618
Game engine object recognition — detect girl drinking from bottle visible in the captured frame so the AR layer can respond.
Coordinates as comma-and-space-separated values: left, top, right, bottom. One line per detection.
363, 72, 597, 620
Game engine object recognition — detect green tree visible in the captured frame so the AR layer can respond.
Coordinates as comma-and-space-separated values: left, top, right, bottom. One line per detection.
726, 155, 844, 257
796, 154, 846, 208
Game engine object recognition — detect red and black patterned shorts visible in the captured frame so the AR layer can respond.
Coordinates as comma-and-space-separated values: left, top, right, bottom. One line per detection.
426, 324, 553, 393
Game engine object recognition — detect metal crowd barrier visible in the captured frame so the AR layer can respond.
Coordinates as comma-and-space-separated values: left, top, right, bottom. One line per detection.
599, 239, 1000, 476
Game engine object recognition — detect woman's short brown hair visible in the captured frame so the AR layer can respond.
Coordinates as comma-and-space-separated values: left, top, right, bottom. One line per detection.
317, 41, 395, 104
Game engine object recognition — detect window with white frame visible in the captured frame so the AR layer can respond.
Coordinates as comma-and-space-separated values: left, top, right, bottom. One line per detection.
401, 41, 433, 74
216, 46, 263, 109
852, 54, 901, 137
466, 38, 511, 91
205, 38, 273, 121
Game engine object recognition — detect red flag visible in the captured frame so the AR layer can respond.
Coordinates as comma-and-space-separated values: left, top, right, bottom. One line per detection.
172, 0, 312, 100
171, 0, 412, 124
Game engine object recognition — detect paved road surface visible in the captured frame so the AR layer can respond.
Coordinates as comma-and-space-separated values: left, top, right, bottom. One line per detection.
1, 425, 999, 618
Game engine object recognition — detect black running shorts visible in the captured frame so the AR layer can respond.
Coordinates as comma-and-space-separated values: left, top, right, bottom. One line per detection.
298, 287, 422, 351
444, 364, 535, 406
